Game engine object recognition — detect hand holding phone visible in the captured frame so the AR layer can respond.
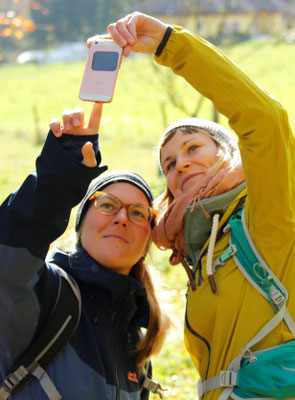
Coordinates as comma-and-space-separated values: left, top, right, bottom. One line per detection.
79, 39, 123, 103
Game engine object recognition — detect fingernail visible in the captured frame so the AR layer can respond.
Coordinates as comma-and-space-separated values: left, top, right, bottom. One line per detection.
65, 122, 71, 130
73, 118, 80, 126
120, 39, 127, 46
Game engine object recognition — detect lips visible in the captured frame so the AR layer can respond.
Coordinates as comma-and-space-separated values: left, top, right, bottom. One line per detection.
181, 173, 201, 190
103, 234, 129, 244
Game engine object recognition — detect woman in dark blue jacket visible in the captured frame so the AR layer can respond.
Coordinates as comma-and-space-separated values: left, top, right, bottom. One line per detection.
0, 104, 170, 400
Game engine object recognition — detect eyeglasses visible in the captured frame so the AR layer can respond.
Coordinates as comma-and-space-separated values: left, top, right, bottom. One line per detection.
89, 192, 157, 227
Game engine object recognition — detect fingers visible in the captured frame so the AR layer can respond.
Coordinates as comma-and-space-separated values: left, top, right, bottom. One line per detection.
49, 118, 62, 137
116, 20, 136, 45
62, 108, 74, 131
87, 33, 111, 48
107, 12, 167, 55
72, 106, 85, 127
62, 106, 85, 131
51, 104, 101, 138
108, 20, 136, 47
126, 14, 139, 41
123, 45, 132, 58
88, 103, 103, 133
107, 14, 137, 49
81, 142, 97, 167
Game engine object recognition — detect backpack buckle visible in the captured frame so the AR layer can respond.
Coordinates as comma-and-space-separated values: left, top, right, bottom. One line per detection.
219, 371, 237, 387
142, 377, 167, 398
1, 365, 29, 394
270, 286, 285, 306
213, 244, 237, 272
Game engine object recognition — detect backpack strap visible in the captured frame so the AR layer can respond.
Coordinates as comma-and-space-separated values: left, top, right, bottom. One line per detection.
141, 377, 167, 399
199, 205, 295, 400
230, 207, 295, 335
0, 266, 81, 400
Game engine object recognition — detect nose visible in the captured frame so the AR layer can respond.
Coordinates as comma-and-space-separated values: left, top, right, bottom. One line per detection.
176, 158, 192, 173
112, 207, 129, 227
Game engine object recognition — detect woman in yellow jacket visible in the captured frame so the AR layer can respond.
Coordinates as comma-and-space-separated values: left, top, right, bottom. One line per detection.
99, 12, 295, 400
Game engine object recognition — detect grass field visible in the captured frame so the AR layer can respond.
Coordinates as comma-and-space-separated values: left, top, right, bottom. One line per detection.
1, 37, 295, 399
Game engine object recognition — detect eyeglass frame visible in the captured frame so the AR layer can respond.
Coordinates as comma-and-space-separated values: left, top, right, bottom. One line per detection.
88, 191, 157, 227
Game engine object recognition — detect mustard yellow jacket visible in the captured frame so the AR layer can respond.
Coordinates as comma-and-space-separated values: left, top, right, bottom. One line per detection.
155, 27, 295, 399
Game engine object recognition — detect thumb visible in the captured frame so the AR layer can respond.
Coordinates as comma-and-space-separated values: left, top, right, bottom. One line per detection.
81, 142, 97, 167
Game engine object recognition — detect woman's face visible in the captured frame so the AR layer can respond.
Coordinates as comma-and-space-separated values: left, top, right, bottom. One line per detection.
80, 182, 152, 275
161, 128, 219, 199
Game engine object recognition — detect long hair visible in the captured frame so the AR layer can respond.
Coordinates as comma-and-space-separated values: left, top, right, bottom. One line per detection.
131, 257, 171, 371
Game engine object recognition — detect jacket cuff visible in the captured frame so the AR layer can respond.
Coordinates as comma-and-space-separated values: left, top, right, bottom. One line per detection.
154, 26, 173, 57
38, 131, 107, 196
51, 131, 101, 165
154, 25, 192, 67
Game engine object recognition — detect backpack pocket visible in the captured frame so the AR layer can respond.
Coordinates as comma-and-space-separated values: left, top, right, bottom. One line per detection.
233, 340, 295, 399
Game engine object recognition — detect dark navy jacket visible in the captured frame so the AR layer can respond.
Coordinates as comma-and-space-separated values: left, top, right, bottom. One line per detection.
0, 131, 151, 399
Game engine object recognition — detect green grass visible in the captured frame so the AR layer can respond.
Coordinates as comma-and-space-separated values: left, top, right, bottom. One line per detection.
1, 38, 295, 399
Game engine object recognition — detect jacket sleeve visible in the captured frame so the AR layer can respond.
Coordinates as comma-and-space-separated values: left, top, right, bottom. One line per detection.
154, 27, 295, 275
0, 131, 107, 366
0, 131, 107, 259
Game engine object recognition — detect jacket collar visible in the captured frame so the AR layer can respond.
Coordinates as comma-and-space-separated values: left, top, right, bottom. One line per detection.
46, 245, 150, 327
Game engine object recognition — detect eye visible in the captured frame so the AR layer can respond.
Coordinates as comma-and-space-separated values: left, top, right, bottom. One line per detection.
167, 160, 176, 172
98, 200, 116, 211
188, 145, 199, 153
130, 206, 148, 221
96, 196, 120, 214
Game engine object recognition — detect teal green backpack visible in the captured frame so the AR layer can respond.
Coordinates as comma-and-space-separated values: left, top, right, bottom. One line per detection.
199, 206, 295, 400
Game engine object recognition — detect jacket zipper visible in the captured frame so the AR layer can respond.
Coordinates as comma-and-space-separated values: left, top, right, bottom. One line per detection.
185, 307, 211, 400
115, 362, 120, 400
111, 313, 120, 400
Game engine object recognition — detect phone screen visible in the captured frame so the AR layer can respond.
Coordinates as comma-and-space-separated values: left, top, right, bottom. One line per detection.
91, 51, 119, 72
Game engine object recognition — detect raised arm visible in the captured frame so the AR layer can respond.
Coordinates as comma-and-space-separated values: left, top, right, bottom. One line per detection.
102, 12, 295, 273
0, 103, 107, 365
0, 103, 106, 260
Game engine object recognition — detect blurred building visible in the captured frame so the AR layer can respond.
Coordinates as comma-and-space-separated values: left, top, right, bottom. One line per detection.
134, 0, 295, 39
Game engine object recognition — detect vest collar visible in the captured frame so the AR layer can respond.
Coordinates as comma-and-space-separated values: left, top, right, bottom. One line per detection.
183, 183, 247, 266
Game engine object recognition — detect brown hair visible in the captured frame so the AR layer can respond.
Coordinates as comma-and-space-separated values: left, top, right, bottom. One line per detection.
132, 258, 171, 371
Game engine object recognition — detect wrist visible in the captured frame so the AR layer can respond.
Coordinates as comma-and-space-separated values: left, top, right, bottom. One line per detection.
155, 26, 173, 57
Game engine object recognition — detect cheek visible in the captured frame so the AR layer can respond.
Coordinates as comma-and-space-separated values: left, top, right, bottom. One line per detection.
195, 147, 218, 166
166, 174, 181, 198
166, 172, 176, 190
136, 226, 151, 248
80, 211, 106, 243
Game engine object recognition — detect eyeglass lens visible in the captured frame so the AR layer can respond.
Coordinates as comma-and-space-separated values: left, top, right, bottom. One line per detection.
95, 194, 151, 226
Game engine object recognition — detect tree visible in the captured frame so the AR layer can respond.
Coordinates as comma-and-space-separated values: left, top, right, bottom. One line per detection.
30, 0, 98, 45
0, 0, 139, 58
0, 0, 36, 61
30, 0, 138, 47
